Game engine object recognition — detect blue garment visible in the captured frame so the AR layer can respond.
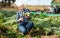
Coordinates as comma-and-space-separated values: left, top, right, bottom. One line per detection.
18, 22, 33, 35
16, 9, 33, 35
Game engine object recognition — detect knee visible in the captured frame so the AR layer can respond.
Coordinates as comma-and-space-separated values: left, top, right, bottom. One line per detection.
30, 22, 34, 26
27, 22, 34, 28
18, 26, 27, 33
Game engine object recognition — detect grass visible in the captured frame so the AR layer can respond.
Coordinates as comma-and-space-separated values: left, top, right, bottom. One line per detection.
0, 10, 60, 38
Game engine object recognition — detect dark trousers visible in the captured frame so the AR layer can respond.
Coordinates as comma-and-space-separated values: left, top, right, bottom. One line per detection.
18, 21, 33, 35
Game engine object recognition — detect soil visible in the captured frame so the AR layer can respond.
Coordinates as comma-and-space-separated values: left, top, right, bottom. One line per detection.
41, 35, 59, 38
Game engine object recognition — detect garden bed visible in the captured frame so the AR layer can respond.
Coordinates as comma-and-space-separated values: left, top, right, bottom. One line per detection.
0, 10, 60, 38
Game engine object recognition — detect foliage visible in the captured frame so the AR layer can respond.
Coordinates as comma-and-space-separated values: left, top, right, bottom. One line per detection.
0, 10, 60, 38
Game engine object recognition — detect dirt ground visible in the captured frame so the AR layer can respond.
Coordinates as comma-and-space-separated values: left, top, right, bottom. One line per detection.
26, 35, 59, 38
41, 35, 59, 38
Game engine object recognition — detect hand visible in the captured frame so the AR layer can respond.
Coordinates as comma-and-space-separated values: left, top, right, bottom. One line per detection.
18, 18, 23, 22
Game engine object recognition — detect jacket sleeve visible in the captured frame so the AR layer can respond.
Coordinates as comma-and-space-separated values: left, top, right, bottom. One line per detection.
16, 11, 23, 22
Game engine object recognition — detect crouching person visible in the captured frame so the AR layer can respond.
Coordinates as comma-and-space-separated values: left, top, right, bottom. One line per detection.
16, 4, 34, 35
